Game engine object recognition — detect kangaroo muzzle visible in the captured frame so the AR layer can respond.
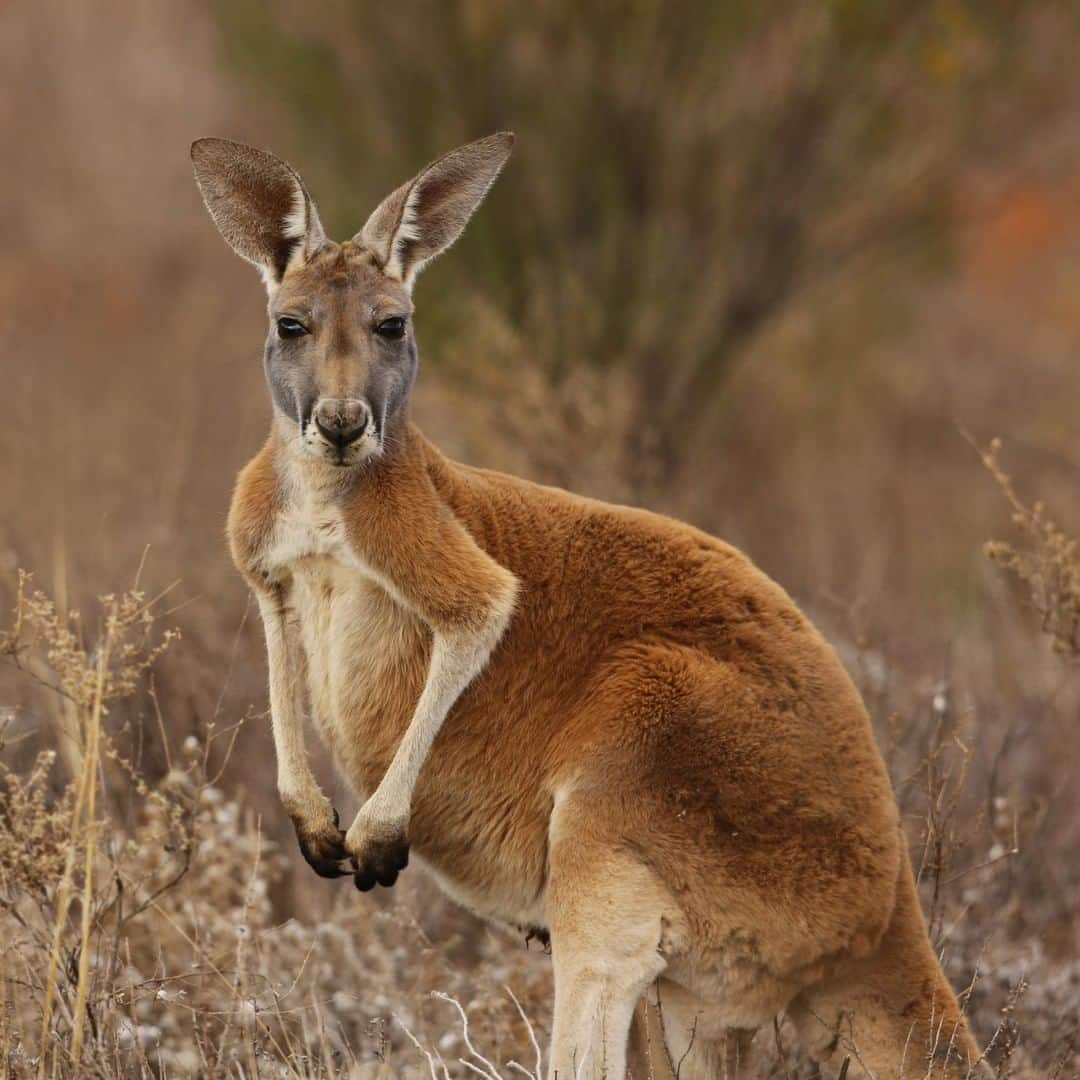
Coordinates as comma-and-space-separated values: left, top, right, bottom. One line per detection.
311, 398, 371, 449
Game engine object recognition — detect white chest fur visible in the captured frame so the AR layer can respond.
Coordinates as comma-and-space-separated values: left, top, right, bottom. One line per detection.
262, 471, 351, 571
261, 471, 426, 794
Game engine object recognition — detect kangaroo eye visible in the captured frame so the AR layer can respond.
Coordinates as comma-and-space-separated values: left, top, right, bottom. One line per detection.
276, 317, 308, 339
375, 316, 406, 339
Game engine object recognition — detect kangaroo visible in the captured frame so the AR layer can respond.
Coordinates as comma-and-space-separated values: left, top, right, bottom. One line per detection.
192, 133, 985, 1079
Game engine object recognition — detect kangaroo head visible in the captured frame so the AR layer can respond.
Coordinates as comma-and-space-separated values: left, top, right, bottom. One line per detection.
192, 133, 514, 466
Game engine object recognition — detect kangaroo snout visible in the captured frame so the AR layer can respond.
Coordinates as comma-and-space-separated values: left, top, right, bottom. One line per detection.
312, 398, 371, 449
303, 397, 379, 465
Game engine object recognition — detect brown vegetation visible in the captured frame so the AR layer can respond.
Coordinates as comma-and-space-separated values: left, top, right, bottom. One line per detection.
1, 1, 1078, 1076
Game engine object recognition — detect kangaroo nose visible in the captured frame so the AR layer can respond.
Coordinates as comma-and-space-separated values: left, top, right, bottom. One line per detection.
313, 400, 370, 448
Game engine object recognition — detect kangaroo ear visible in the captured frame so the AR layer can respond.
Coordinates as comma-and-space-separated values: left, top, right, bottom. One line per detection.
359, 132, 514, 289
191, 138, 326, 287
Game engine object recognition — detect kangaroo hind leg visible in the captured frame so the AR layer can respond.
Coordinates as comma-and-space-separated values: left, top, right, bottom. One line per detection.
643, 978, 757, 1079
546, 794, 688, 1080
787, 858, 985, 1078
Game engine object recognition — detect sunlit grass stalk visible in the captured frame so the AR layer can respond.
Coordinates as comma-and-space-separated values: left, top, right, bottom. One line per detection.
68, 609, 113, 1066
50, 536, 84, 783
37, 736, 90, 1077
1, 960, 11, 1077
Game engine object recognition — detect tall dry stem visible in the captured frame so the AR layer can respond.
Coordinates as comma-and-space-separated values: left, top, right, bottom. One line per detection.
68, 614, 113, 1067
49, 537, 83, 783
37, 729, 89, 1077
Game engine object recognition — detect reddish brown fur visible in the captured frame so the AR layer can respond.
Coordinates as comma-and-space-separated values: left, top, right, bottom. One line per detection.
228, 421, 983, 1076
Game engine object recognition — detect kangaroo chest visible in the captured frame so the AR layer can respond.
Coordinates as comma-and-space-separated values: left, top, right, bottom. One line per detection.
263, 485, 429, 794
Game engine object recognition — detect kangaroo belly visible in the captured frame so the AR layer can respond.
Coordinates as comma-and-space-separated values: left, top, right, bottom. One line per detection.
291, 555, 428, 795
407, 751, 554, 930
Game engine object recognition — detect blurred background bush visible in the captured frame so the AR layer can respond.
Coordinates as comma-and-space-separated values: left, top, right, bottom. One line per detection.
0, 1, 1077, 1074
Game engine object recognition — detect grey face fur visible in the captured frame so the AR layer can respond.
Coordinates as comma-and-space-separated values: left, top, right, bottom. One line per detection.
264, 244, 417, 466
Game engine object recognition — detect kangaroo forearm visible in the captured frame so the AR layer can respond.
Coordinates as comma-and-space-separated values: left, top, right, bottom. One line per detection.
345, 583, 514, 859
257, 591, 329, 821
366, 619, 509, 825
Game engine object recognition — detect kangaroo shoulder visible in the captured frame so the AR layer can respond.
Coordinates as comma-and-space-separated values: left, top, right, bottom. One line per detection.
227, 439, 281, 587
